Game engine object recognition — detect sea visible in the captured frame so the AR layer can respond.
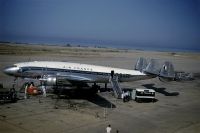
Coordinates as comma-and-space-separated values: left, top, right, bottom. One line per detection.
0, 36, 199, 53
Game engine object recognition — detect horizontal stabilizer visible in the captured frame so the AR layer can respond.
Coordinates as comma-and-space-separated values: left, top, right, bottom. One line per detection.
135, 57, 147, 72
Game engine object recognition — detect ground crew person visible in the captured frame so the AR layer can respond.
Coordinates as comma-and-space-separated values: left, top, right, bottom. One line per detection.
106, 124, 112, 133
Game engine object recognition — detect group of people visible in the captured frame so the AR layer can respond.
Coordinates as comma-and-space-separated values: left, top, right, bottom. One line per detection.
106, 124, 119, 133
24, 82, 46, 99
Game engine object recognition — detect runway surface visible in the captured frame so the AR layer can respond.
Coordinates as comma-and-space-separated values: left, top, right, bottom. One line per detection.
0, 43, 200, 133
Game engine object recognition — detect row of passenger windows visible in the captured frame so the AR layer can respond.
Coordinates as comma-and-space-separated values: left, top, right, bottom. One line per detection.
21, 67, 131, 77
22, 66, 93, 71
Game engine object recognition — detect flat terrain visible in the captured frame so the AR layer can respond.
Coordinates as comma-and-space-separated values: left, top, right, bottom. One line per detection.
0, 43, 200, 133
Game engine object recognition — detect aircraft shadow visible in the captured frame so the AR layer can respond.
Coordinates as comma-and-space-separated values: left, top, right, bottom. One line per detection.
53, 89, 116, 108
142, 84, 179, 96
86, 94, 116, 108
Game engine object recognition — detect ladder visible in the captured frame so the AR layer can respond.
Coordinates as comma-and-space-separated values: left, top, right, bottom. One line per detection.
109, 76, 123, 99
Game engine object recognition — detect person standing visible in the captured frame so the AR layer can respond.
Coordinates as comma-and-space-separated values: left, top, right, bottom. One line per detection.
106, 124, 112, 133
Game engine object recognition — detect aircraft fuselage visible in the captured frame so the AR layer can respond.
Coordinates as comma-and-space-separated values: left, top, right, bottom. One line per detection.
4, 61, 155, 83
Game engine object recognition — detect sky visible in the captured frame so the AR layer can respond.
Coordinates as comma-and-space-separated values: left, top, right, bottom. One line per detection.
0, 0, 200, 51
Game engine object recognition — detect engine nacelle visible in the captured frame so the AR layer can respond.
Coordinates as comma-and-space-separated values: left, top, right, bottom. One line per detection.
39, 76, 57, 86
39, 75, 70, 86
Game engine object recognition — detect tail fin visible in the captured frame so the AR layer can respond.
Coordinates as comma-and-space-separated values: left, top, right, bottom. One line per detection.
135, 57, 176, 81
143, 59, 160, 75
135, 57, 147, 72
159, 61, 175, 79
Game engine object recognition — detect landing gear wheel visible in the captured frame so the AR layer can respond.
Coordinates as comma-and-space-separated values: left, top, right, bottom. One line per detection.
10, 88, 17, 103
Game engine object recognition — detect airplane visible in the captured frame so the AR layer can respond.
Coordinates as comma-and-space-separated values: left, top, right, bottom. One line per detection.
3, 58, 176, 98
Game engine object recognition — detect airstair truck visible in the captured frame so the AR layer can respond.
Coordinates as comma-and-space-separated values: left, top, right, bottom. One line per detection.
131, 88, 155, 102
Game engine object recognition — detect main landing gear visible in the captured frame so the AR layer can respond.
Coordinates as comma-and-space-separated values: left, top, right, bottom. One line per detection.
91, 83, 100, 94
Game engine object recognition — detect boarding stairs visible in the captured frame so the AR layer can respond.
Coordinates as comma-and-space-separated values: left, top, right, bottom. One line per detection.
109, 76, 123, 99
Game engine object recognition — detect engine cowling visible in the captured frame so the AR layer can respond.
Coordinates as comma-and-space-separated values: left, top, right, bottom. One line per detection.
39, 76, 57, 86
39, 75, 70, 86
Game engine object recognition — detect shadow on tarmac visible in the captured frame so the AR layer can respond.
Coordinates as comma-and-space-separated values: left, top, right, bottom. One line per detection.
53, 89, 116, 108
142, 84, 179, 96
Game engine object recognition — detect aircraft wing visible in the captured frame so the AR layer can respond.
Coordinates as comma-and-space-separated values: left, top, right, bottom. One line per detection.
20, 69, 95, 83
60, 74, 95, 82
39, 73, 96, 85
20, 71, 43, 78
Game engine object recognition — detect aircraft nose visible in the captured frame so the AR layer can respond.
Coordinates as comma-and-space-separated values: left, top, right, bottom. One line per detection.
3, 66, 20, 76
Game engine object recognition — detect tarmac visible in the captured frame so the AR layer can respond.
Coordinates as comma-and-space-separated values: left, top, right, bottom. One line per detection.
0, 43, 200, 133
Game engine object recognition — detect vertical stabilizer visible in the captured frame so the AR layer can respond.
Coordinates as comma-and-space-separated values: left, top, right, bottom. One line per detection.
144, 59, 160, 75
159, 61, 175, 79
135, 57, 147, 72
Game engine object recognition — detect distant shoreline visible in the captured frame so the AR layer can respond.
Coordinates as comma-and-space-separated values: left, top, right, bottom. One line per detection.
0, 41, 199, 53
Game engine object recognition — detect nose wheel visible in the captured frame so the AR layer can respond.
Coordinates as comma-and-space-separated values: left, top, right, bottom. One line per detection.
12, 77, 18, 89
9, 88, 17, 103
